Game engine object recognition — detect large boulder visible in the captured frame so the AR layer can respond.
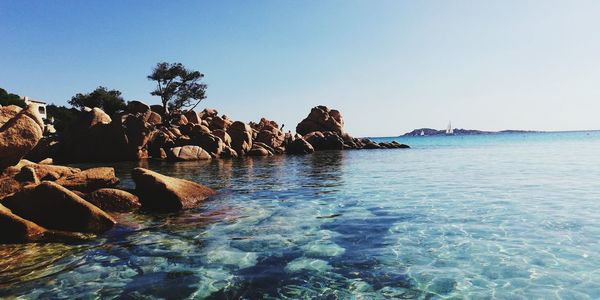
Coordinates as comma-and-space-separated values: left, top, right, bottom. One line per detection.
296, 106, 349, 139
198, 108, 218, 120
55, 167, 120, 192
0, 104, 44, 170
227, 121, 253, 155
184, 110, 202, 125
127, 100, 151, 121
212, 129, 232, 147
190, 132, 224, 156
0, 105, 22, 127
131, 167, 216, 211
147, 111, 162, 125
286, 138, 315, 155
0, 204, 47, 243
246, 144, 272, 156
255, 118, 285, 150
86, 188, 141, 212
168, 145, 211, 161
220, 146, 238, 158
1, 181, 116, 233
209, 115, 232, 131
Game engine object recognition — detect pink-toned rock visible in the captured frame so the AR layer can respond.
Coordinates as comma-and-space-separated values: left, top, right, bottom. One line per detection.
168, 145, 211, 161
227, 121, 253, 155
184, 110, 201, 124
132, 167, 216, 211
55, 167, 119, 192
0, 105, 44, 170
1, 181, 116, 234
86, 188, 141, 212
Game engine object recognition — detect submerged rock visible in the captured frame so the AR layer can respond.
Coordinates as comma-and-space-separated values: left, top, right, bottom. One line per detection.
1, 181, 116, 234
131, 167, 216, 212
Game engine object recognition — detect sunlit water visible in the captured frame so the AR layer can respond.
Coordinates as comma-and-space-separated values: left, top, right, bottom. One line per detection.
2, 131, 600, 299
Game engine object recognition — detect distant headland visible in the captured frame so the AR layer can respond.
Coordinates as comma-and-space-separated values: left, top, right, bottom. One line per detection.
402, 128, 539, 137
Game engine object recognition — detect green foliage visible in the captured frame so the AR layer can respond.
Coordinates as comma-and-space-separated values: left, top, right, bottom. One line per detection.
46, 104, 79, 132
147, 62, 207, 118
0, 88, 26, 107
68, 86, 126, 116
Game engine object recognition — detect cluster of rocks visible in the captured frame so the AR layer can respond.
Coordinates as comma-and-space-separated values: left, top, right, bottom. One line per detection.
0, 102, 409, 243
0, 103, 216, 243
23, 102, 408, 164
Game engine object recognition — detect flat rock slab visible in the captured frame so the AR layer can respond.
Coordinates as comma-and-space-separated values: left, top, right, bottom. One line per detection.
132, 167, 216, 212
87, 188, 141, 212
55, 167, 119, 192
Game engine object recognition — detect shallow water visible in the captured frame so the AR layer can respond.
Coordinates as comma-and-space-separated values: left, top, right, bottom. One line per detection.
2, 131, 600, 299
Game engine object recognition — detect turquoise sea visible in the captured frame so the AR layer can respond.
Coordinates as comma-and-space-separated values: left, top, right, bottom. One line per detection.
2, 131, 600, 299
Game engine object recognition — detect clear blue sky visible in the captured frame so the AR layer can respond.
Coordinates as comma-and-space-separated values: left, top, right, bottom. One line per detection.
2, 1, 600, 136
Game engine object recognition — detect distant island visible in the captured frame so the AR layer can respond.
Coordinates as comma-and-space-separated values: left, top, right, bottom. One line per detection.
402, 128, 538, 136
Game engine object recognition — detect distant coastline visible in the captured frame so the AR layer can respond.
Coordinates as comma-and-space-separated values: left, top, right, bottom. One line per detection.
402, 128, 539, 137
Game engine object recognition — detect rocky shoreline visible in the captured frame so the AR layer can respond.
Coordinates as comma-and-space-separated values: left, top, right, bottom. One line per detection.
0, 102, 408, 243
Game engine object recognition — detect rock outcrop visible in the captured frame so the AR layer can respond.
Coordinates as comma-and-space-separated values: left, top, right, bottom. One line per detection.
132, 167, 216, 212
296, 106, 347, 138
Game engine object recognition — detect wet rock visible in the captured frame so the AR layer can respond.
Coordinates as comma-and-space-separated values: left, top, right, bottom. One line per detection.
246, 144, 271, 156
55, 167, 120, 193
363, 141, 382, 149
87, 188, 141, 212
1, 181, 116, 233
168, 145, 211, 161
304, 131, 345, 151
131, 167, 216, 211
0, 104, 44, 170
286, 138, 315, 155
220, 146, 238, 158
